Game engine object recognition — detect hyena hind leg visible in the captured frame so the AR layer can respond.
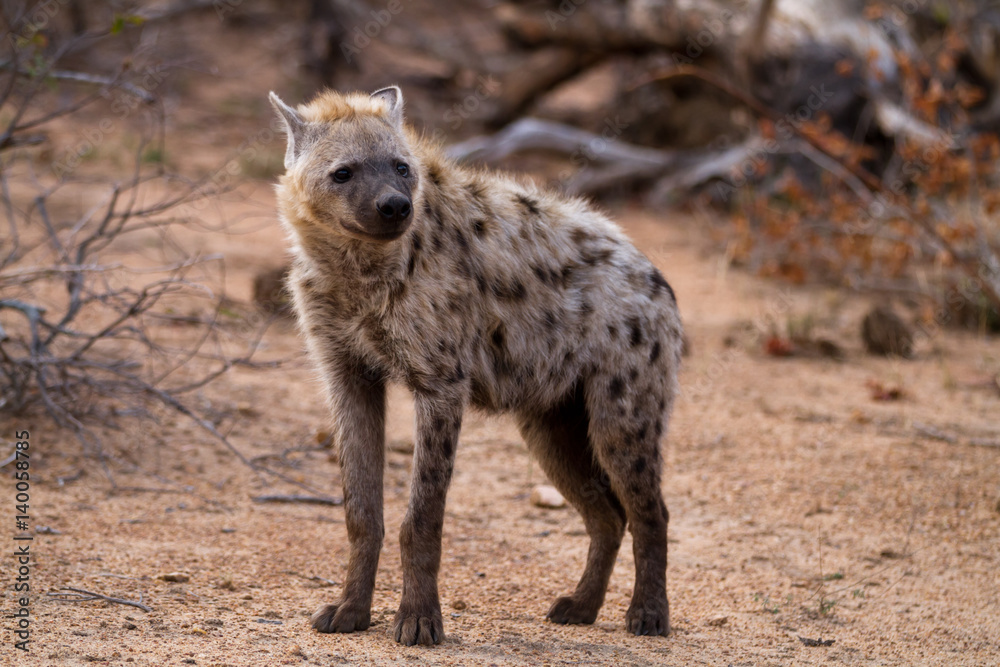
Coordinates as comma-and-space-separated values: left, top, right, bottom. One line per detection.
585, 372, 672, 636
516, 384, 627, 625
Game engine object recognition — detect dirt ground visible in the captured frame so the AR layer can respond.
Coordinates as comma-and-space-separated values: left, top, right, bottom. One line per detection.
5, 9, 1000, 667
9, 193, 1000, 666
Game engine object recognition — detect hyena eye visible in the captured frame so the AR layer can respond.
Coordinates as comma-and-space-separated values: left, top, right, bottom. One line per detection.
396, 163, 409, 177
331, 168, 352, 183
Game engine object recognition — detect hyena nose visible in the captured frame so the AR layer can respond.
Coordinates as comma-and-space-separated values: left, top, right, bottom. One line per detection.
376, 194, 412, 223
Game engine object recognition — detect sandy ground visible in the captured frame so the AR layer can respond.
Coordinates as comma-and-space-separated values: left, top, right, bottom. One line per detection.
4, 9, 1000, 665
6, 191, 1000, 666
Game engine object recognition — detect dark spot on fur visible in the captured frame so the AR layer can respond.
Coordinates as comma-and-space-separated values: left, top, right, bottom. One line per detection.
649, 269, 676, 303
628, 318, 644, 347
412, 232, 423, 251
533, 265, 554, 285
628, 367, 639, 381
571, 228, 594, 244
580, 298, 593, 316
473, 219, 487, 237
432, 232, 443, 251
466, 181, 486, 201
542, 310, 559, 331
407, 254, 416, 276
456, 257, 471, 278
470, 378, 491, 407
633, 457, 647, 474
428, 163, 443, 187
388, 279, 407, 301
655, 419, 663, 438
442, 436, 455, 459
636, 421, 649, 443
630, 482, 642, 496
455, 228, 468, 249
433, 417, 446, 433
475, 272, 487, 294
609, 376, 624, 399
580, 247, 614, 266
649, 341, 661, 362
490, 326, 505, 349
491, 279, 527, 301
451, 363, 465, 383
421, 201, 444, 229
607, 324, 618, 338
515, 193, 540, 216
560, 264, 576, 286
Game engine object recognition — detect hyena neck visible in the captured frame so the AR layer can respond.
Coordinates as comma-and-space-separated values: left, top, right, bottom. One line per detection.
285, 212, 416, 307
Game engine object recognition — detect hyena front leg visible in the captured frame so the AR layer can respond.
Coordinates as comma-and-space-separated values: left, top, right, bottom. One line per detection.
311, 356, 386, 634
392, 389, 464, 646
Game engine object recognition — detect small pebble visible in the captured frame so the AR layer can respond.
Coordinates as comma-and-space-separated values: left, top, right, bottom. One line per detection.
530, 485, 566, 509
158, 572, 190, 583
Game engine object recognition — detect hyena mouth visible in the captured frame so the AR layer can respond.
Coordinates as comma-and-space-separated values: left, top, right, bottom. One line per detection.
342, 223, 411, 242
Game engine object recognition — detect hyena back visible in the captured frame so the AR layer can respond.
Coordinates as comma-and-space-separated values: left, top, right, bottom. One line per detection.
269, 86, 683, 645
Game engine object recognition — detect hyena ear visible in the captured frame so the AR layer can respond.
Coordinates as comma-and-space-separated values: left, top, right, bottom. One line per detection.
268, 91, 307, 169
370, 86, 404, 130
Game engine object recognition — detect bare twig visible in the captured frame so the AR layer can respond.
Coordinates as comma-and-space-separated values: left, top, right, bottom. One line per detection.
251, 494, 343, 506
48, 586, 152, 613
912, 421, 958, 444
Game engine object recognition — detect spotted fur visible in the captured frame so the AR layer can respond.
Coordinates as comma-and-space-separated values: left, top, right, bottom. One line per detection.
270, 86, 684, 645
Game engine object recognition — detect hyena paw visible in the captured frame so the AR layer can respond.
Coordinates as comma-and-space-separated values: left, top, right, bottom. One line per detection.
310, 601, 371, 633
545, 595, 600, 625
625, 596, 670, 637
392, 604, 443, 646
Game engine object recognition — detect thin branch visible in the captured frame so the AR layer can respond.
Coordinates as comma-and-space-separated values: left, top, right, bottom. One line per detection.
252, 494, 343, 506
48, 586, 152, 613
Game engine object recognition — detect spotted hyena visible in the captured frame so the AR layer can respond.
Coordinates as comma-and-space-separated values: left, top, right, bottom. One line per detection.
269, 86, 683, 646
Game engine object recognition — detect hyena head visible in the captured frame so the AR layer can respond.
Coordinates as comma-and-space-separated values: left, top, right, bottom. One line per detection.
269, 86, 421, 242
